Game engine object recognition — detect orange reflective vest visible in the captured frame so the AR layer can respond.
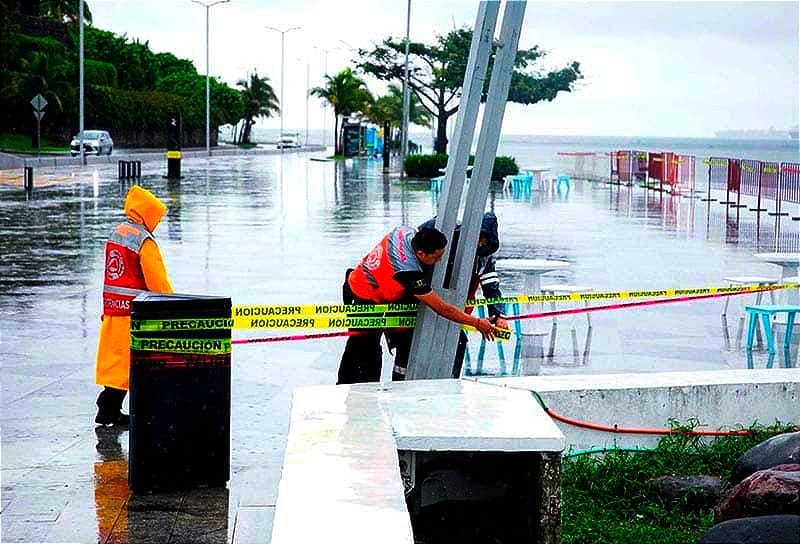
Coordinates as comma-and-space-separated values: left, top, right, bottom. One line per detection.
101, 220, 152, 316
348, 226, 421, 303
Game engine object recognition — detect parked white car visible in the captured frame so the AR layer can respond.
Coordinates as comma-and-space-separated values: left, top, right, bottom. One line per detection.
71, 130, 114, 156
276, 134, 301, 149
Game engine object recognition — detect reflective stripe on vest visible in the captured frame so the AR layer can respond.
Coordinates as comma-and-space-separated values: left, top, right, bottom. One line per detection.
348, 226, 421, 303
102, 221, 153, 317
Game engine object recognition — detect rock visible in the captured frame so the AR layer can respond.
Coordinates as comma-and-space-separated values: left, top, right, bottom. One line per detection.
715, 464, 800, 523
699, 515, 800, 544
650, 475, 723, 507
731, 431, 800, 485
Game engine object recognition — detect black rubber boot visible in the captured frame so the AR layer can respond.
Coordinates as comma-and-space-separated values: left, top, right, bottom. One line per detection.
95, 387, 129, 426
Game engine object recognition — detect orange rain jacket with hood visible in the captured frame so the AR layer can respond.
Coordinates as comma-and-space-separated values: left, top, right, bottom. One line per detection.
95, 185, 173, 390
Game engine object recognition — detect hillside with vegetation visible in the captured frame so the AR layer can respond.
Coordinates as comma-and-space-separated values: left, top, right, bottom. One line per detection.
0, 0, 244, 148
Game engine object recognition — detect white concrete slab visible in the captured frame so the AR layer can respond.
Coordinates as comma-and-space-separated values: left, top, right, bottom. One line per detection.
379, 379, 564, 452
270, 379, 565, 544
270, 386, 414, 544
476, 368, 799, 392
474, 369, 800, 451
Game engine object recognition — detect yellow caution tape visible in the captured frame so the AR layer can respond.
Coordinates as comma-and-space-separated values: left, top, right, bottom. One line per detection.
129, 284, 797, 333
228, 283, 795, 320
166, 150, 182, 159
130, 336, 232, 354
133, 315, 510, 339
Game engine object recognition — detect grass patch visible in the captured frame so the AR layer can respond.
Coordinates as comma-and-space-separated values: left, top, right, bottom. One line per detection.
562, 419, 796, 544
0, 132, 69, 154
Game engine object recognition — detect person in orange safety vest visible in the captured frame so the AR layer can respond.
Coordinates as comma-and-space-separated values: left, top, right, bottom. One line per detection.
337, 225, 498, 384
95, 185, 173, 426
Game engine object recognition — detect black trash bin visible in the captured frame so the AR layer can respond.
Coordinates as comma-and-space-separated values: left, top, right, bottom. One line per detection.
128, 293, 231, 493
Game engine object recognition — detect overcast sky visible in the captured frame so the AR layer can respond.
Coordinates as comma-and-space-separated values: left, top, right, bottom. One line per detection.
88, 0, 799, 138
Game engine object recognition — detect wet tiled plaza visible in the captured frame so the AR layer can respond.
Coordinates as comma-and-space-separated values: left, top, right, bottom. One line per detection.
1, 152, 798, 543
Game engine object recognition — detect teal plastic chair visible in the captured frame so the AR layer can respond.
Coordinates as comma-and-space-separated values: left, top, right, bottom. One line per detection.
556, 174, 571, 193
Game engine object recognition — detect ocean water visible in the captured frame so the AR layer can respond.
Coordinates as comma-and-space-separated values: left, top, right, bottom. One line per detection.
247, 126, 798, 166
495, 134, 799, 169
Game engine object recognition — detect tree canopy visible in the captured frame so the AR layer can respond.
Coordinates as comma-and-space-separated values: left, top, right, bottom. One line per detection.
1, 3, 245, 146
310, 68, 373, 154
357, 28, 582, 153
236, 71, 280, 145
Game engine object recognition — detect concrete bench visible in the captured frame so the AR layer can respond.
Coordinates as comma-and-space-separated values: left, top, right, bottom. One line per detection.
478, 369, 800, 451
745, 305, 800, 353
270, 379, 565, 544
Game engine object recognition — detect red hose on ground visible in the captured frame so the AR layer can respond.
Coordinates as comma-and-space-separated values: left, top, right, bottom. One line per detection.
544, 407, 751, 436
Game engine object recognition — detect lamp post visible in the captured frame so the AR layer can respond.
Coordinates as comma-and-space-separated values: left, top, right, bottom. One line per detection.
401, 0, 411, 164
79, 0, 85, 165
265, 25, 301, 150
313, 45, 344, 148
192, 0, 230, 157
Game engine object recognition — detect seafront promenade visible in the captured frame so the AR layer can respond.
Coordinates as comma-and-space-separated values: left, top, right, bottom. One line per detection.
1, 150, 798, 543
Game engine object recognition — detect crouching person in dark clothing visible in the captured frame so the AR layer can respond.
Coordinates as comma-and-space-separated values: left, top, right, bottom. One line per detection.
419, 212, 509, 378
337, 225, 498, 385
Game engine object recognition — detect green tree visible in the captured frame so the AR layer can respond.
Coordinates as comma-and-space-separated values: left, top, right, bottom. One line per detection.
156, 71, 242, 128
38, 0, 93, 24
310, 68, 373, 155
366, 84, 430, 149
84, 27, 158, 91
357, 28, 582, 154
236, 71, 279, 145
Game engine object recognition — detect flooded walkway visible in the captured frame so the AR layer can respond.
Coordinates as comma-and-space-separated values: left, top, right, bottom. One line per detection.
1, 153, 797, 543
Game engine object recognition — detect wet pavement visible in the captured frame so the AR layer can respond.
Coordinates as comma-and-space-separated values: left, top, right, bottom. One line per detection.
1, 153, 799, 543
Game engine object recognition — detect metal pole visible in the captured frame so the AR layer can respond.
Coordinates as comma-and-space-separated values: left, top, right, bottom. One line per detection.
266, 26, 300, 151
305, 61, 309, 147
280, 32, 285, 148
205, 4, 210, 156
79, 0, 85, 165
400, 0, 411, 164
193, 1, 230, 157
322, 50, 327, 147
406, 0, 510, 380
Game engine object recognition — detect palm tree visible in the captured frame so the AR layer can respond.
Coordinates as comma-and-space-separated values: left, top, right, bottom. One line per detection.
236, 71, 279, 145
366, 84, 430, 151
310, 68, 372, 155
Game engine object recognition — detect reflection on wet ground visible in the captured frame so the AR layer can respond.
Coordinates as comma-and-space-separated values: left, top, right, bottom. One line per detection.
1, 154, 798, 542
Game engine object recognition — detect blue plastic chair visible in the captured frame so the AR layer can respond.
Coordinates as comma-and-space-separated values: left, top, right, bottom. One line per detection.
556, 174, 571, 193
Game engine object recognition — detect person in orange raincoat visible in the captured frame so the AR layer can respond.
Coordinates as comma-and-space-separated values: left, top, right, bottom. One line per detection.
95, 185, 173, 425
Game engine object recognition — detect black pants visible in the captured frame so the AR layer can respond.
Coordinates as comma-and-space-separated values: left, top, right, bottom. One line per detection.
336, 269, 416, 384
337, 325, 415, 384
96, 386, 127, 416
452, 330, 468, 379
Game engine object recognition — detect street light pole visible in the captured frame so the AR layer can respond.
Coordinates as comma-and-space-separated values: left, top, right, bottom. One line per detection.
266, 25, 300, 151
401, 0, 412, 164
192, 0, 230, 157
313, 45, 344, 148
305, 60, 309, 147
79, 0, 85, 165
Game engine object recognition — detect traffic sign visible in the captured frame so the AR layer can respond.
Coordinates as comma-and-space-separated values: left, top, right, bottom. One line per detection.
30, 94, 48, 111
33, 111, 45, 121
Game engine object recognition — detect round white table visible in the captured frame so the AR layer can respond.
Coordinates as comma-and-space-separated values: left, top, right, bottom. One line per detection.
496, 259, 572, 295
495, 259, 572, 374
754, 252, 800, 305
521, 166, 551, 185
